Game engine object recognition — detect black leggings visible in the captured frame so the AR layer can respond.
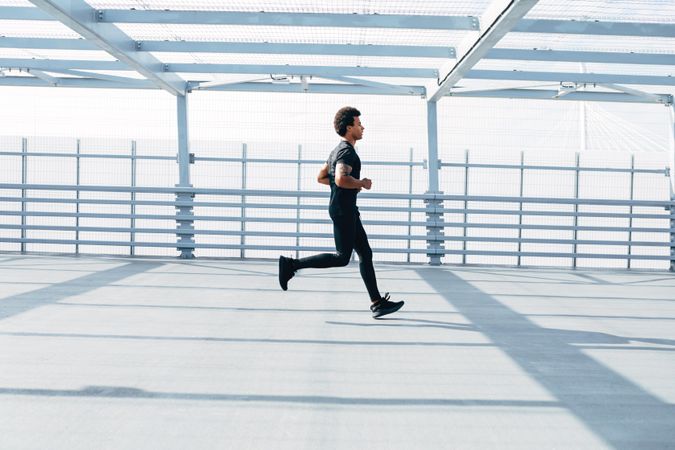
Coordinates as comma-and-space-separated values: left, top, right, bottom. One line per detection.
294, 212, 381, 301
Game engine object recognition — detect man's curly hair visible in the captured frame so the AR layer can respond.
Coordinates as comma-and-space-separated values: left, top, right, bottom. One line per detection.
333, 106, 361, 137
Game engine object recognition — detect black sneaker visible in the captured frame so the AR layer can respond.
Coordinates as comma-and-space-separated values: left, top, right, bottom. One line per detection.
278, 256, 296, 291
370, 293, 404, 319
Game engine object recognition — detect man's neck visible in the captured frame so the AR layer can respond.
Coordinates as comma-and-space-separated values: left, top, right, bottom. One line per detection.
342, 137, 356, 146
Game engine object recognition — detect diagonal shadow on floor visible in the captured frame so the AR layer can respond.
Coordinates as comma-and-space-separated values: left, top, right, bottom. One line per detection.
0, 261, 163, 322
415, 267, 675, 450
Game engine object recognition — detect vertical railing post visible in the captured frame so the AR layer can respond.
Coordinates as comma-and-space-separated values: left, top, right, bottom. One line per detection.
668, 104, 675, 272
20, 137, 27, 254
75, 138, 81, 255
573, 152, 580, 269
628, 154, 635, 269
295, 144, 302, 260
462, 148, 469, 265
407, 147, 414, 263
240, 143, 247, 259
130, 140, 137, 256
424, 100, 444, 265
517, 150, 524, 266
175, 93, 195, 259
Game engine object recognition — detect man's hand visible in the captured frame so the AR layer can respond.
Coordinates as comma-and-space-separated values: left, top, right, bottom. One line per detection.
361, 178, 372, 190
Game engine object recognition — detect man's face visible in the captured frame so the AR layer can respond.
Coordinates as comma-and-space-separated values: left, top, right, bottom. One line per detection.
347, 116, 364, 141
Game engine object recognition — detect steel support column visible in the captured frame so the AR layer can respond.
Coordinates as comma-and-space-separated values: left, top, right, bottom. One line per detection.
175, 94, 195, 259
425, 100, 444, 265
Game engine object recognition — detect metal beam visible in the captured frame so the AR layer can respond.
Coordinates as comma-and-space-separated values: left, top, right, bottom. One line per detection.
0, 6, 52, 20
169, 63, 437, 78
0, 76, 155, 89
464, 70, 675, 87
599, 83, 666, 103
188, 81, 427, 96
0, 37, 96, 51
0, 58, 436, 78
486, 48, 675, 66
29, 69, 58, 85
5, 58, 672, 87
4, 7, 674, 38
429, 0, 539, 102
318, 75, 422, 95
446, 88, 673, 104
99, 9, 480, 30
26, 0, 186, 95
0, 75, 425, 95
140, 41, 457, 59
0, 36, 457, 58
0, 58, 126, 71
515, 19, 675, 38
31, 67, 145, 84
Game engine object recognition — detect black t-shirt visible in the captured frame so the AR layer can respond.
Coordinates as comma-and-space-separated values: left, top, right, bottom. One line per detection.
327, 140, 361, 216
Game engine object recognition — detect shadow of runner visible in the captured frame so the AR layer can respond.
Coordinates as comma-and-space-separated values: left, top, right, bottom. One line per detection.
0, 261, 163, 321
415, 267, 675, 450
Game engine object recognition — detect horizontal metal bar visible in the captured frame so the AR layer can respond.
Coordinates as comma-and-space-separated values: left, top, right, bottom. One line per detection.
435, 249, 672, 260
0, 36, 455, 58
487, 48, 675, 66
435, 194, 674, 208
172, 63, 437, 78
2, 224, 668, 247
194, 156, 424, 166
0, 76, 156, 90
1, 237, 669, 260
0, 6, 52, 20
0, 151, 174, 160
2, 210, 671, 233
99, 9, 480, 31
0, 183, 431, 201
440, 161, 667, 175
0, 196, 670, 220
142, 40, 456, 58
5, 58, 436, 79
465, 70, 675, 87
0, 76, 427, 95
446, 88, 673, 105
0, 151, 664, 173
0, 36, 96, 50
2, 183, 673, 208
515, 19, 675, 38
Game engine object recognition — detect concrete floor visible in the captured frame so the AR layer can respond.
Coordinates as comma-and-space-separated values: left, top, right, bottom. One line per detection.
0, 254, 674, 450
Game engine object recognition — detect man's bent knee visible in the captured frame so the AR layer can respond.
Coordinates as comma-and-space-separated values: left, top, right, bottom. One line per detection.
335, 253, 351, 267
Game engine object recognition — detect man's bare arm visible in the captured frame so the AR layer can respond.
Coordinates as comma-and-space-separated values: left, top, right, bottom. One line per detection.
317, 163, 330, 186
335, 162, 371, 190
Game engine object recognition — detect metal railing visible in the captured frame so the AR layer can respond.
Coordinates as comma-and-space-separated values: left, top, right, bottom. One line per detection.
0, 183, 673, 267
0, 140, 673, 269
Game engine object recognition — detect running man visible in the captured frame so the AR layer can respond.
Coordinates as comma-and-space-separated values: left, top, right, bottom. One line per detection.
278, 106, 404, 318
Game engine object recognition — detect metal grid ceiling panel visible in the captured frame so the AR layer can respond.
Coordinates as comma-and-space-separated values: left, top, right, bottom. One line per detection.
526, 0, 675, 24
86, 0, 491, 15
0, 19, 81, 38
117, 23, 471, 46
498, 33, 675, 55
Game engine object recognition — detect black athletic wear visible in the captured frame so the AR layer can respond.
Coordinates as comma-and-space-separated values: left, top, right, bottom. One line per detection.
326, 140, 360, 217
294, 210, 380, 300
292, 140, 380, 301
370, 293, 405, 318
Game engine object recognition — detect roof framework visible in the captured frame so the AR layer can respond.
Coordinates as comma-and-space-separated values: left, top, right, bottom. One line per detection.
0, 0, 672, 103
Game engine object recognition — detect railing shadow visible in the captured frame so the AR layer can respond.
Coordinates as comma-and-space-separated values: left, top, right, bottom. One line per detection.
0, 261, 163, 321
414, 266, 675, 450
